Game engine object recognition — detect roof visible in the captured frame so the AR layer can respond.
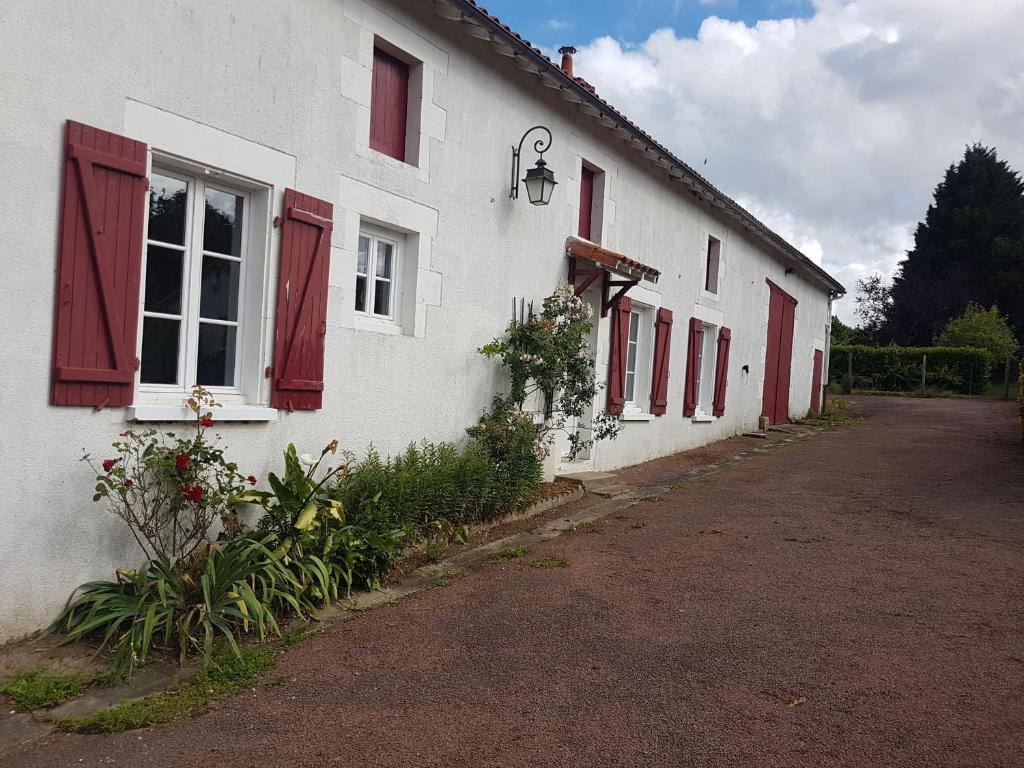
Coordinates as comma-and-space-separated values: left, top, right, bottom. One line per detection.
428, 0, 846, 297
566, 237, 660, 283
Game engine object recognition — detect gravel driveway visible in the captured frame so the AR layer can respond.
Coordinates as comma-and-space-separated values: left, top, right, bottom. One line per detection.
10, 395, 1024, 767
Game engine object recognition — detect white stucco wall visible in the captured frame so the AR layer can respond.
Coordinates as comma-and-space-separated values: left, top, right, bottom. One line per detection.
0, 0, 836, 640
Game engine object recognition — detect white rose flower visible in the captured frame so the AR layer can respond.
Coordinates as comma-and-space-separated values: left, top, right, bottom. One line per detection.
299, 453, 317, 466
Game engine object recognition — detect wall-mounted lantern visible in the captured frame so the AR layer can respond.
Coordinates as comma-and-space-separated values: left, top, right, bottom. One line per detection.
510, 125, 557, 206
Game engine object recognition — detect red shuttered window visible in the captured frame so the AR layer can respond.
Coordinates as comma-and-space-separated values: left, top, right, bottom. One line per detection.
606, 296, 632, 415
649, 308, 673, 416
370, 47, 410, 163
683, 317, 703, 417
270, 189, 334, 411
712, 327, 732, 417
578, 166, 595, 240
51, 120, 148, 408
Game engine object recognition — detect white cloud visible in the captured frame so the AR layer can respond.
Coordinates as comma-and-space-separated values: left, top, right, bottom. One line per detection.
573, 0, 1024, 323
545, 18, 571, 31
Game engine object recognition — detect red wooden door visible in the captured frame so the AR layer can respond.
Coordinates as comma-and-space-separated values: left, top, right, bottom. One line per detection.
810, 349, 824, 413
762, 282, 797, 424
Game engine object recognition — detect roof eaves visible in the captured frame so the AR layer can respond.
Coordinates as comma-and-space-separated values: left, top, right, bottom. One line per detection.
430, 0, 846, 298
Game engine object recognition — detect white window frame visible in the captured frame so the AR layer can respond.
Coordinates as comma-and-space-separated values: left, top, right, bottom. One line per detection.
355, 222, 403, 332
622, 303, 655, 420
134, 155, 270, 412
693, 322, 718, 419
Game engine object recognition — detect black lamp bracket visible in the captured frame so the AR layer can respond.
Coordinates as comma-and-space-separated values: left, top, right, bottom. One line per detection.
510, 125, 553, 200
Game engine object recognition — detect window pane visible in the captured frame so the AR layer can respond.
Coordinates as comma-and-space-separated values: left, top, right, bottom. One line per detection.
375, 240, 393, 278
625, 372, 635, 403
203, 188, 244, 257
357, 236, 369, 275
373, 278, 391, 317
196, 323, 237, 387
199, 256, 240, 321
140, 317, 180, 384
626, 338, 638, 374
628, 311, 640, 343
144, 245, 184, 314
355, 275, 366, 312
148, 173, 188, 246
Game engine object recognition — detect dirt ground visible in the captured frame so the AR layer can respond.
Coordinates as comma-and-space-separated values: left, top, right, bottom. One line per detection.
9, 395, 1024, 768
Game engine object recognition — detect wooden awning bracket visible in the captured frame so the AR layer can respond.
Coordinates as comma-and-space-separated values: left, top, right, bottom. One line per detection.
601, 277, 638, 317
568, 256, 639, 317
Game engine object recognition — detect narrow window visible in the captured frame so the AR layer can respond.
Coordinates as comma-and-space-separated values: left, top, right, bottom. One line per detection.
141, 170, 246, 390
624, 309, 640, 404
579, 165, 596, 240
355, 227, 400, 321
370, 47, 411, 162
705, 236, 721, 294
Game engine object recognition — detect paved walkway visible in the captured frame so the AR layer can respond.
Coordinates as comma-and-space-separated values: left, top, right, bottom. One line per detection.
11, 396, 1024, 767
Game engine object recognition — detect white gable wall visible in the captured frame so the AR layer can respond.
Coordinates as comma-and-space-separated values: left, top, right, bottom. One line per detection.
0, 0, 835, 639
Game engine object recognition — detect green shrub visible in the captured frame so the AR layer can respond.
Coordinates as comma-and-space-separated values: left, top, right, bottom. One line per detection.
0, 669, 92, 712
47, 537, 297, 676
830, 345, 992, 395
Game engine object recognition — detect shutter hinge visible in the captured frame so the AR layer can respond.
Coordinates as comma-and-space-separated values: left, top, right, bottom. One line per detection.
265, 366, 273, 378
273, 216, 283, 229
134, 357, 141, 371
144, 178, 151, 191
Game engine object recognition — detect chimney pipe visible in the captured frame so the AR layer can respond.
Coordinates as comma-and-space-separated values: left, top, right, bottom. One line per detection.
558, 45, 577, 78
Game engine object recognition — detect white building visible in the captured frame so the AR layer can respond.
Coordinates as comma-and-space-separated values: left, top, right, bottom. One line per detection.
0, 0, 844, 640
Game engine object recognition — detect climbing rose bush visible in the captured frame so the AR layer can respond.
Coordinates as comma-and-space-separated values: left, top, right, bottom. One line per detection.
85, 386, 249, 563
478, 283, 620, 461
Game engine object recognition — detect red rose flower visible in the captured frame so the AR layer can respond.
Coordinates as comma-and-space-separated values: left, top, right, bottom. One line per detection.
175, 453, 190, 471
188, 485, 203, 504
200, 417, 214, 428
247, 475, 257, 486
124, 479, 134, 488
102, 458, 119, 473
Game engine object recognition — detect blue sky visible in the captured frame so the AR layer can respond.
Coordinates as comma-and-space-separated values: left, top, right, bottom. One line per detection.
475, 0, 815, 49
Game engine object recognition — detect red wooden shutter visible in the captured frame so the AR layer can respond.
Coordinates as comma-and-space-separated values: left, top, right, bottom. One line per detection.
683, 317, 703, 417
712, 327, 732, 417
649, 308, 673, 416
270, 189, 334, 411
370, 47, 410, 162
51, 120, 148, 408
606, 295, 632, 415
810, 348, 824, 413
578, 166, 595, 240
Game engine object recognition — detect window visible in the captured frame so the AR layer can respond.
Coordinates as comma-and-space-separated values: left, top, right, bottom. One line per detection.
578, 162, 604, 243
370, 46, 411, 162
694, 322, 717, 415
140, 169, 247, 392
705, 236, 721, 294
623, 304, 654, 415
355, 226, 402, 323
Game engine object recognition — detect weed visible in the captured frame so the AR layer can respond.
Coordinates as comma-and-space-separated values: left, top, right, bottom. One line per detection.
55, 647, 278, 734
525, 556, 569, 569
636, 494, 661, 502
496, 545, 531, 560
0, 669, 92, 712
632, 522, 647, 529
666, 482, 689, 490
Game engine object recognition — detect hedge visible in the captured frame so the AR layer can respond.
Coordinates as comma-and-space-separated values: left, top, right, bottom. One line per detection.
829, 345, 992, 395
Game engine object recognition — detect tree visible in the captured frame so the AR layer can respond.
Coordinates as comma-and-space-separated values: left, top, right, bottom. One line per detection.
830, 315, 854, 344
936, 303, 1019, 360
854, 273, 892, 343
888, 144, 1024, 345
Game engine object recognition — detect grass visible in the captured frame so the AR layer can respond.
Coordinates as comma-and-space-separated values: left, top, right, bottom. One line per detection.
818, 399, 862, 426
632, 522, 647, 529
55, 647, 278, 734
666, 482, 688, 490
0, 669, 94, 712
525, 556, 569, 569
635, 494, 661, 502
496, 545, 531, 560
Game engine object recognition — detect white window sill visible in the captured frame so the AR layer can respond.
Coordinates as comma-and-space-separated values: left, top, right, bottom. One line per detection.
691, 412, 715, 423
620, 411, 654, 422
125, 405, 279, 422
354, 315, 403, 336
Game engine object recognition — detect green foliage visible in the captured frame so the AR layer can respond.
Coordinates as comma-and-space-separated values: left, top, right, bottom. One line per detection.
936, 303, 1019, 360
466, 399, 544, 508
478, 284, 620, 461
853, 274, 892, 343
56, 647, 278, 734
525, 556, 569, 569
830, 315, 855, 344
889, 144, 1024, 344
47, 537, 296, 677
830, 345, 992, 395
496, 545, 531, 560
84, 386, 249, 562
0, 669, 92, 712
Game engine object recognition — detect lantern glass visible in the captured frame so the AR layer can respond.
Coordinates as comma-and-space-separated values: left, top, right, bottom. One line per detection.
522, 160, 557, 206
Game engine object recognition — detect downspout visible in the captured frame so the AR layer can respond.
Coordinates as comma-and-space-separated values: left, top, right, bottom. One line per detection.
822, 294, 834, 412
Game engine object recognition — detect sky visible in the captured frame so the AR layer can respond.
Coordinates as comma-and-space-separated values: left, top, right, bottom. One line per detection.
476, 0, 1024, 324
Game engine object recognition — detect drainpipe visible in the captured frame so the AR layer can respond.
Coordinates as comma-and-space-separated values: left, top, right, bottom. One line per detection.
823, 295, 833, 412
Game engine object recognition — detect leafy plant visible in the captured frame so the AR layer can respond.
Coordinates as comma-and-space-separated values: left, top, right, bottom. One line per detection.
0, 669, 93, 712
84, 386, 249, 563
936, 303, 1019, 361
47, 537, 298, 676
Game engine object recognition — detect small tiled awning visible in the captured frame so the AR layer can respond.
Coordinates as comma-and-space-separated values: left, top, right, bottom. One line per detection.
565, 237, 660, 284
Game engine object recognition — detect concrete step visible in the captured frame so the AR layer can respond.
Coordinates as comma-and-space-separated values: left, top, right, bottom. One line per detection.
589, 482, 637, 497
555, 471, 636, 497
